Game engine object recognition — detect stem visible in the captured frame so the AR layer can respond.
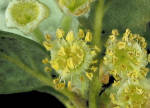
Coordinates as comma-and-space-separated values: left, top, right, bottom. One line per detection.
92, 0, 104, 47
60, 89, 87, 108
89, 0, 104, 108
89, 64, 102, 108
50, 91, 76, 108
32, 27, 45, 44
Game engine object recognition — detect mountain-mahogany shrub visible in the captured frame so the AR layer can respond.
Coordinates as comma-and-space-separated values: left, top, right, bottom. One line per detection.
1, 0, 150, 108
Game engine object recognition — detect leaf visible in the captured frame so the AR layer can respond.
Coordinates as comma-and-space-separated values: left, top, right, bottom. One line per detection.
39, 0, 79, 36
38, 86, 78, 108
37, 86, 68, 100
39, 0, 63, 34
103, 0, 150, 34
0, 0, 10, 10
0, 31, 51, 94
79, 0, 150, 41
101, 0, 150, 50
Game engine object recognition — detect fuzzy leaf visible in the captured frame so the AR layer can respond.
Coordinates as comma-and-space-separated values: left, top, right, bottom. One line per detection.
37, 86, 68, 100
103, 0, 150, 35
0, 31, 50, 94
79, 0, 150, 39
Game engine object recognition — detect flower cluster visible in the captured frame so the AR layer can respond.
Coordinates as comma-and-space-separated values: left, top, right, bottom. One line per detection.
110, 81, 150, 108
42, 29, 100, 90
56, 0, 94, 16
103, 29, 150, 108
104, 29, 149, 82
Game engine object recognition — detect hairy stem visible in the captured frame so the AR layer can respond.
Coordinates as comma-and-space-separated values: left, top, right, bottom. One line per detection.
93, 0, 104, 47
60, 89, 87, 108
89, 0, 104, 108
89, 62, 102, 108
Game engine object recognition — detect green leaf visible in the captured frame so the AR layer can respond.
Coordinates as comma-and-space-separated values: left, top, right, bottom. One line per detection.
103, 0, 150, 35
101, 0, 150, 49
78, 0, 150, 54
40, 0, 79, 36
38, 86, 77, 108
0, 0, 10, 10
0, 31, 51, 94
79, 0, 150, 41
38, 86, 68, 100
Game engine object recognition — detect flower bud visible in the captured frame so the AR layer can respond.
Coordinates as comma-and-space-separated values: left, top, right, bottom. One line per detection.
56, 0, 94, 16
5, 0, 49, 33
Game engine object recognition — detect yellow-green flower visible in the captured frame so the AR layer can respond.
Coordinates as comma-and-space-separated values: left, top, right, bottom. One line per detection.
110, 81, 150, 108
5, 0, 49, 33
104, 29, 149, 81
42, 29, 99, 89
57, 0, 94, 16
